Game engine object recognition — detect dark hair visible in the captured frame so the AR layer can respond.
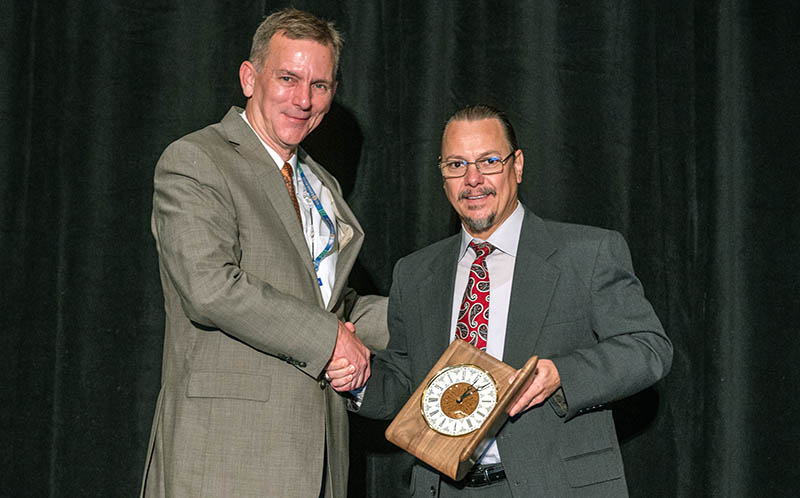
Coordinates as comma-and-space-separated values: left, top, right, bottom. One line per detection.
444, 104, 519, 152
250, 8, 343, 76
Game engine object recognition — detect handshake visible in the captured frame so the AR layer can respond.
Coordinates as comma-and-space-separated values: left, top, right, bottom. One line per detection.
324, 321, 372, 392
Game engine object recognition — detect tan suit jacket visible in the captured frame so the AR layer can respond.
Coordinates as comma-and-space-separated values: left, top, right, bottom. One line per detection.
141, 107, 388, 498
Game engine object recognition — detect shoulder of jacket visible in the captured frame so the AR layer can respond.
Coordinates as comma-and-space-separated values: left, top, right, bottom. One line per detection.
540, 218, 618, 247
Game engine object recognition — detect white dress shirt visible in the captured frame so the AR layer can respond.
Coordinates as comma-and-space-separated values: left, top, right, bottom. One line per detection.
241, 111, 338, 307
448, 201, 524, 464
351, 202, 525, 466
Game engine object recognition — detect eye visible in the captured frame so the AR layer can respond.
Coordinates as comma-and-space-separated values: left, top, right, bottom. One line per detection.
312, 82, 330, 92
446, 160, 467, 169
482, 156, 501, 165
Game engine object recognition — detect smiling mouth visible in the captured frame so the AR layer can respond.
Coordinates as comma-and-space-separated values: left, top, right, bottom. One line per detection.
285, 114, 310, 122
459, 189, 495, 201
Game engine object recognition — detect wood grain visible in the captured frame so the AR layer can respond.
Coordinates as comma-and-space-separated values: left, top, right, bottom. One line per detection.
385, 340, 538, 480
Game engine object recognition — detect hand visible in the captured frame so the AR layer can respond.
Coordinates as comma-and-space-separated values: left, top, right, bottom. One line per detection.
325, 321, 371, 392
507, 359, 561, 417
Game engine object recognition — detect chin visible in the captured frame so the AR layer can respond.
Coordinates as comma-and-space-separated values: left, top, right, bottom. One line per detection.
462, 213, 496, 235
277, 132, 306, 148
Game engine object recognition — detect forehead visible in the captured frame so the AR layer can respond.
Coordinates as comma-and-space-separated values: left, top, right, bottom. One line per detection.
441, 118, 507, 156
264, 33, 335, 76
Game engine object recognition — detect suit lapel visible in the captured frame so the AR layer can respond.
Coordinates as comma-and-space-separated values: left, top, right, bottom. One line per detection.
502, 209, 561, 369
220, 108, 318, 284
418, 236, 461, 368
298, 150, 364, 311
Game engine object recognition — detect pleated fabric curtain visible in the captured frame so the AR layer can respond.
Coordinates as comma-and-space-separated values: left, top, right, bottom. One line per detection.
2, 1, 798, 497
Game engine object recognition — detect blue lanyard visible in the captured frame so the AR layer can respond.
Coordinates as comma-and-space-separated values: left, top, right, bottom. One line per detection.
296, 162, 336, 285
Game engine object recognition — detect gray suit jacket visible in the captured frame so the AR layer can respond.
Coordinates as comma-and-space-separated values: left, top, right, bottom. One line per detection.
360, 206, 672, 497
141, 107, 388, 498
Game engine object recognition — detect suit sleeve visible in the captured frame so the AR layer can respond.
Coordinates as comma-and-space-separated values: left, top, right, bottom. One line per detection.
551, 230, 673, 420
357, 259, 415, 420
346, 292, 390, 351
152, 139, 338, 377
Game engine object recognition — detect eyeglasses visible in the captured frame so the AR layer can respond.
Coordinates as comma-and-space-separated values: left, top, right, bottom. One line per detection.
438, 151, 516, 179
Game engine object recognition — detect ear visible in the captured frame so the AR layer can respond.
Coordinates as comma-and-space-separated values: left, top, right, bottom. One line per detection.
239, 60, 256, 98
513, 149, 524, 183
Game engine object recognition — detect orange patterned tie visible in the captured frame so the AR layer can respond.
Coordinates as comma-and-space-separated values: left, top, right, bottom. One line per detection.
280, 162, 302, 225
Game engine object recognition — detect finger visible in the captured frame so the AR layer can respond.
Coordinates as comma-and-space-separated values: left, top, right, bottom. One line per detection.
327, 364, 355, 380
352, 365, 367, 389
508, 397, 525, 417
510, 395, 534, 417
327, 361, 354, 375
330, 373, 352, 387
508, 384, 540, 417
330, 374, 354, 390
508, 391, 527, 416
327, 358, 351, 370
344, 321, 356, 333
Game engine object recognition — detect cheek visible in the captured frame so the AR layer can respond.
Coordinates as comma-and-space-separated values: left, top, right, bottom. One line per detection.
264, 84, 290, 104
443, 182, 459, 202
312, 96, 333, 115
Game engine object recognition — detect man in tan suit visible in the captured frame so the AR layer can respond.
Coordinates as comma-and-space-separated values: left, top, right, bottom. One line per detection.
141, 8, 388, 498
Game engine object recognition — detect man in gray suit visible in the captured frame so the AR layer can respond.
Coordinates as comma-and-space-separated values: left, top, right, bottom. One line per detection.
141, 8, 387, 498
328, 104, 672, 497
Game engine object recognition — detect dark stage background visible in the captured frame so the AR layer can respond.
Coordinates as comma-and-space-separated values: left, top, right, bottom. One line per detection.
2, 1, 799, 497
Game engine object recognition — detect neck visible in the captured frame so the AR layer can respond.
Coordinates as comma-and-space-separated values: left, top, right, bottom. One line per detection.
243, 106, 297, 161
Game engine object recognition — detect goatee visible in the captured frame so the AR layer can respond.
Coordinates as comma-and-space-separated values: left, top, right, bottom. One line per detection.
461, 212, 496, 234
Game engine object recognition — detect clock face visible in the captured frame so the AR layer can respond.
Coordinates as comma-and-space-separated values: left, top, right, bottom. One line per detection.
421, 364, 498, 436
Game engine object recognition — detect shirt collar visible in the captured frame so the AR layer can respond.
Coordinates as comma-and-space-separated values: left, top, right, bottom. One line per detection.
458, 201, 524, 259
240, 110, 297, 170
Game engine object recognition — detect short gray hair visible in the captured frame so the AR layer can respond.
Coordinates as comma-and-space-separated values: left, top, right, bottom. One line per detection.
249, 8, 343, 77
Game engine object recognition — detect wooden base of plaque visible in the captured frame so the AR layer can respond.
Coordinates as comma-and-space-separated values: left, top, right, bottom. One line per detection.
385, 339, 538, 481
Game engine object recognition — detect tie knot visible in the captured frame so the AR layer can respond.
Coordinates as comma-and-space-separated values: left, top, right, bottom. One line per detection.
469, 241, 495, 258
281, 162, 294, 181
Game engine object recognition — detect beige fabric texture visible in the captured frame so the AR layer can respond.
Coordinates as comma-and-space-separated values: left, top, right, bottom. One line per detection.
140, 107, 388, 498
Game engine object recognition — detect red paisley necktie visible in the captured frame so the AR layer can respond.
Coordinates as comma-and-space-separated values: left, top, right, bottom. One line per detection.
455, 241, 495, 350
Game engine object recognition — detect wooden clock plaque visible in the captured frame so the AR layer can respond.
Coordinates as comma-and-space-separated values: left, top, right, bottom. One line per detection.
384, 339, 539, 481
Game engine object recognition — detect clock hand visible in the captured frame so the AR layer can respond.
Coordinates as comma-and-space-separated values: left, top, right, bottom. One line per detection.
456, 385, 477, 403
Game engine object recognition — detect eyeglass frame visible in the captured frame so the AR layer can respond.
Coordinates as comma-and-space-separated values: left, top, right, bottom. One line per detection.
437, 150, 517, 179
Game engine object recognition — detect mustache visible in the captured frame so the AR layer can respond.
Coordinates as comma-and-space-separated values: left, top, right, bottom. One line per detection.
458, 187, 496, 200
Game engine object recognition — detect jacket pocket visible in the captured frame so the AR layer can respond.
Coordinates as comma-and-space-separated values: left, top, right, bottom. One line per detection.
561, 446, 623, 488
186, 371, 271, 402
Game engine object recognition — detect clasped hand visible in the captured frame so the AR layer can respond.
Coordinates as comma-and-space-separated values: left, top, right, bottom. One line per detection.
325, 321, 371, 392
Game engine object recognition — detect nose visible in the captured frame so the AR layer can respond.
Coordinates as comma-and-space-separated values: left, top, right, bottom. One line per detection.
463, 163, 484, 187
292, 84, 312, 110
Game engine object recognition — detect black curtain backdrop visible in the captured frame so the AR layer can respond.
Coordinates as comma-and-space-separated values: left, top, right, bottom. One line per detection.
2, 1, 799, 497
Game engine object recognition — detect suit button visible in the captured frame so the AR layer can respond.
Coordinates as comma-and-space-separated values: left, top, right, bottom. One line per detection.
319, 380, 327, 390
298, 361, 307, 368
429, 486, 436, 496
